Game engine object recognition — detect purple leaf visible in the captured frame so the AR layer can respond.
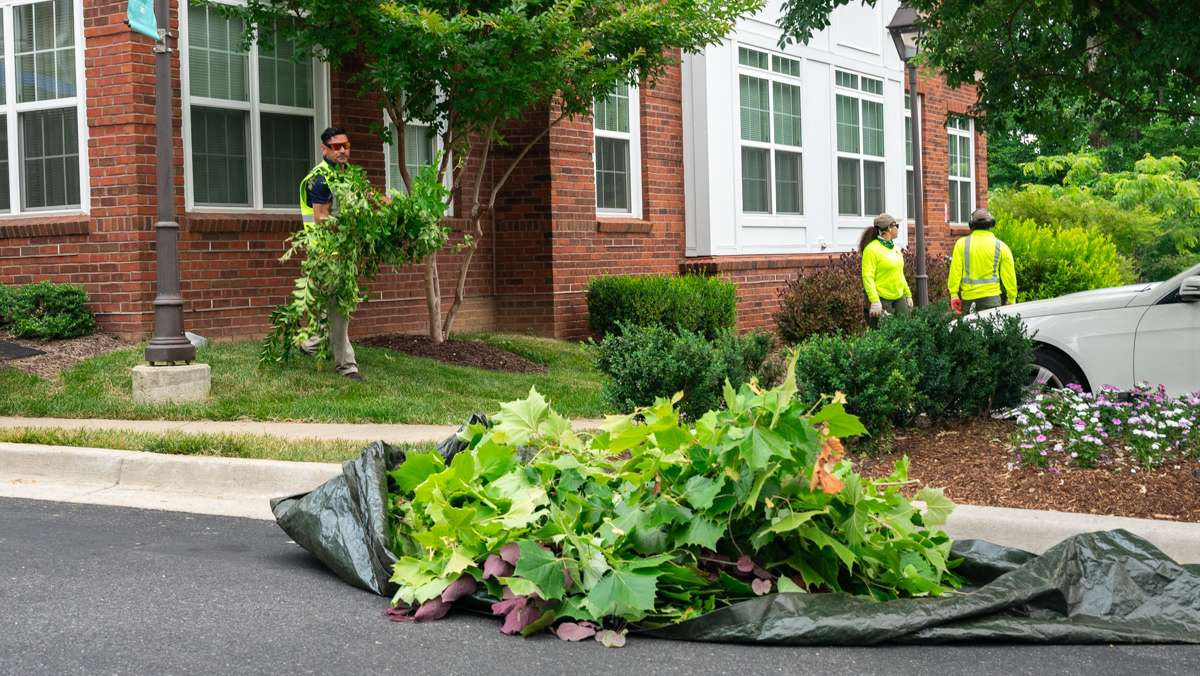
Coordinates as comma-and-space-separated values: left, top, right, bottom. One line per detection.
735, 555, 754, 574
595, 629, 627, 648
384, 605, 414, 623
751, 578, 773, 596
490, 595, 527, 617
500, 603, 543, 635
751, 565, 772, 580
413, 598, 451, 622
499, 542, 521, 566
554, 622, 597, 641
482, 554, 515, 580
441, 575, 477, 603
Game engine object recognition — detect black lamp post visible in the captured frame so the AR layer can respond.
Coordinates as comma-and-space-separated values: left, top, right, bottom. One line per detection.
887, 3, 928, 307
144, 0, 195, 364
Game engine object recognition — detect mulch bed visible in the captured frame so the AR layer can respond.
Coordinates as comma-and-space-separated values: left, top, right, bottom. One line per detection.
0, 329, 132, 380
856, 418, 1200, 523
360, 334, 547, 374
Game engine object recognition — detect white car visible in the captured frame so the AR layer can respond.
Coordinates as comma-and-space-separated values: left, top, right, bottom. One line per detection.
982, 263, 1200, 396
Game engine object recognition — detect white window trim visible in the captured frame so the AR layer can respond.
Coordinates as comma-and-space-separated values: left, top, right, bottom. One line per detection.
593, 83, 642, 219
832, 68, 885, 223
0, 0, 91, 218
733, 45, 805, 227
382, 109, 453, 214
947, 114, 975, 225
904, 92, 919, 224
179, 0, 329, 214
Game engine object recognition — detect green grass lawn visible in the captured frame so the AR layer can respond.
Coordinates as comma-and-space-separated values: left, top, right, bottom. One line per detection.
0, 333, 608, 424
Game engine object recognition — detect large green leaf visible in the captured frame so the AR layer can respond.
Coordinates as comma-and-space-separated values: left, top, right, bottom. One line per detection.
585, 567, 660, 619
682, 475, 724, 510
513, 540, 566, 600
916, 487, 955, 526
676, 517, 724, 550
492, 387, 549, 446
389, 452, 445, 494
810, 402, 869, 438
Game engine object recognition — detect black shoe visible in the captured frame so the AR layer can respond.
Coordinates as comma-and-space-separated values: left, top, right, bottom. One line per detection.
344, 372, 364, 382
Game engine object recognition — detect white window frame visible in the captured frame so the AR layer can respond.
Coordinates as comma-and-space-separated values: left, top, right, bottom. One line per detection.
180, 0, 330, 213
904, 92, 916, 223
593, 82, 642, 219
734, 46, 805, 224
833, 69, 885, 221
0, 0, 90, 217
382, 109, 452, 206
947, 114, 974, 225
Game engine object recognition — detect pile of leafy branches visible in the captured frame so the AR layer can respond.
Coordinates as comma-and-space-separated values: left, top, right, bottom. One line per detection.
383, 360, 960, 643
260, 162, 449, 365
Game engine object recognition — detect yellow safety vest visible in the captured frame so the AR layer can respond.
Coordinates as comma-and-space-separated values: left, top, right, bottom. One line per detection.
948, 230, 1018, 301
298, 160, 339, 225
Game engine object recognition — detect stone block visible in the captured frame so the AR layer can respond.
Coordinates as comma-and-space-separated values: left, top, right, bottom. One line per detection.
132, 363, 211, 404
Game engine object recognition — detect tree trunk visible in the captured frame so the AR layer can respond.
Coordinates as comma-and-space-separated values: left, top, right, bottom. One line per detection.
425, 251, 444, 343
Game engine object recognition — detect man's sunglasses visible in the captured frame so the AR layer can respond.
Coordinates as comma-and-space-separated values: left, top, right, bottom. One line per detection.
324, 142, 351, 151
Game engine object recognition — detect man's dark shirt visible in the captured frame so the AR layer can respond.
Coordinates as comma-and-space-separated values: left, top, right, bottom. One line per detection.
305, 174, 333, 208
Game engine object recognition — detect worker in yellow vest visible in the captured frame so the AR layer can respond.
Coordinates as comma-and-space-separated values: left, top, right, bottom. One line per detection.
948, 208, 1018, 314
859, 213, 912, 327
297, 127, 361, 381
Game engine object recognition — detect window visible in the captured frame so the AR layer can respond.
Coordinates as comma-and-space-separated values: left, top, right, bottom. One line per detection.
384, 103, 441, 194
182, 2, 326, 209
593, 82, 641, 216
834, 69, 884, 217
0, 0, 88, 214
737, 47, 803, 215
904, 93, 915, 220
947, 115, 974, 224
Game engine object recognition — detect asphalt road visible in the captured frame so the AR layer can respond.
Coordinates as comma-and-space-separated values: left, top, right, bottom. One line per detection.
2, 497, 1197, 676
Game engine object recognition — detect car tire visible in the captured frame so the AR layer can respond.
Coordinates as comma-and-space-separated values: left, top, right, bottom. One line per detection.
1030, 349, 1087, 391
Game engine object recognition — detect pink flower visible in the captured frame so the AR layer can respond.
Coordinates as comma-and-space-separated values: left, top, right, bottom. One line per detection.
1035, 434, 1047, 443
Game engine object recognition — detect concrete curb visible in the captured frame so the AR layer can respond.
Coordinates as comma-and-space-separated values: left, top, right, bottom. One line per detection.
2, 441, 1198, 562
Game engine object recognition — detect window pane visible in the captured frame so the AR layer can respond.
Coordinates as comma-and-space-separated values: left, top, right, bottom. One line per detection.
960, 136, 972, 178
772, 82, 801, 147
188, 5, 248, 101
835, 70, 857, 89
19, 107, 79, 209
861, 100, 884, 157
739, 75, 770, 142
0, 115, 9, 211
862, 77, 883, 95
741, 147, 770, 212
906, 169, 915, 220
594, 83, 629, 133
904, 116, 913, 166
191, 107, 249, 205
774, 151, 802, 214
258, 19, 312, 108
863, 160, 884, 215
0, 15, 6, 105
835, 94, 859, 153
837, 157, 860, 216
960, 181, 973, 221
260, 113, 313, 208
15, 0, 76, 103
948, 179, 960, 222
404, 123, 436, 179
595, 136, 630, 210
738, 47, 768, 69
771, 54, 800, 76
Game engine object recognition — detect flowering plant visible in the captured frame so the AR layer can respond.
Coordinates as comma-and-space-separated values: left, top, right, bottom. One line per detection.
1011, 384, 1200, 469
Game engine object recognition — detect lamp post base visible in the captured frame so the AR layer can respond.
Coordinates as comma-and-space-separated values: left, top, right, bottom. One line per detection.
132, 363, 211, 404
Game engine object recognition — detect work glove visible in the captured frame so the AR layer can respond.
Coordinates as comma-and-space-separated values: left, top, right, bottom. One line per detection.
950, 297, 963, 315
904, 296, 914, 309
868, 301, 883, 318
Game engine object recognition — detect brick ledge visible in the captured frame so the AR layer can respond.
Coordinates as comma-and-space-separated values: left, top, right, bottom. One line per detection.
681, 252, 844, 274
596, 219, 653, 234
185, 213, 301, 234
0, 215, 90, 240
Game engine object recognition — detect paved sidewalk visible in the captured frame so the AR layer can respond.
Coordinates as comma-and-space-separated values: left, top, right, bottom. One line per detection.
0, 415, 607, 444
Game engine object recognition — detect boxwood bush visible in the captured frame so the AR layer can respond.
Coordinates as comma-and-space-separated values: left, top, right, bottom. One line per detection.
0, 283, 13, 326
6, 281, 97, 339
792, 303, 1033, 444
586, 274, 736, 340
592, 323, 776, 420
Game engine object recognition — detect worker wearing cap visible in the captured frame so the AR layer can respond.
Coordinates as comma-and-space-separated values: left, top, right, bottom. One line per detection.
948, 208, 1018, 314
859, 213, 913, 327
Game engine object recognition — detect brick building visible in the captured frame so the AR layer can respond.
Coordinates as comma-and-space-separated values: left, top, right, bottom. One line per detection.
0, 0, 985, 341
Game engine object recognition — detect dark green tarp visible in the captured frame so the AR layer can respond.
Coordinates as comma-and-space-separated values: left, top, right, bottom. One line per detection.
272, 435, 1200, 644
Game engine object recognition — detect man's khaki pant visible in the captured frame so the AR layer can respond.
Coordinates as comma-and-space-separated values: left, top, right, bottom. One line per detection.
300, 299, 358, 376
964, 295, 1002, 313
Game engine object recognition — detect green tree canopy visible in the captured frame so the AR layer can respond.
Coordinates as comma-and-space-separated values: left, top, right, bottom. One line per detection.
221, 0, 761, 342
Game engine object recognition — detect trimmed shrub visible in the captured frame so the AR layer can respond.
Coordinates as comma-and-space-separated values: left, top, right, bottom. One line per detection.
992, 211, 1134, 302
0, 283, 13, 326
774, 252, 950, 344
593, 323, 774, 420
791, 304, 1034, 445
587, 274, 736, 340
8, 281, 97, 339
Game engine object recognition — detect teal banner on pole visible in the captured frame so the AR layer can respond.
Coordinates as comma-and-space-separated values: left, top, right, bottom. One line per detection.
127, 0, 160, 41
